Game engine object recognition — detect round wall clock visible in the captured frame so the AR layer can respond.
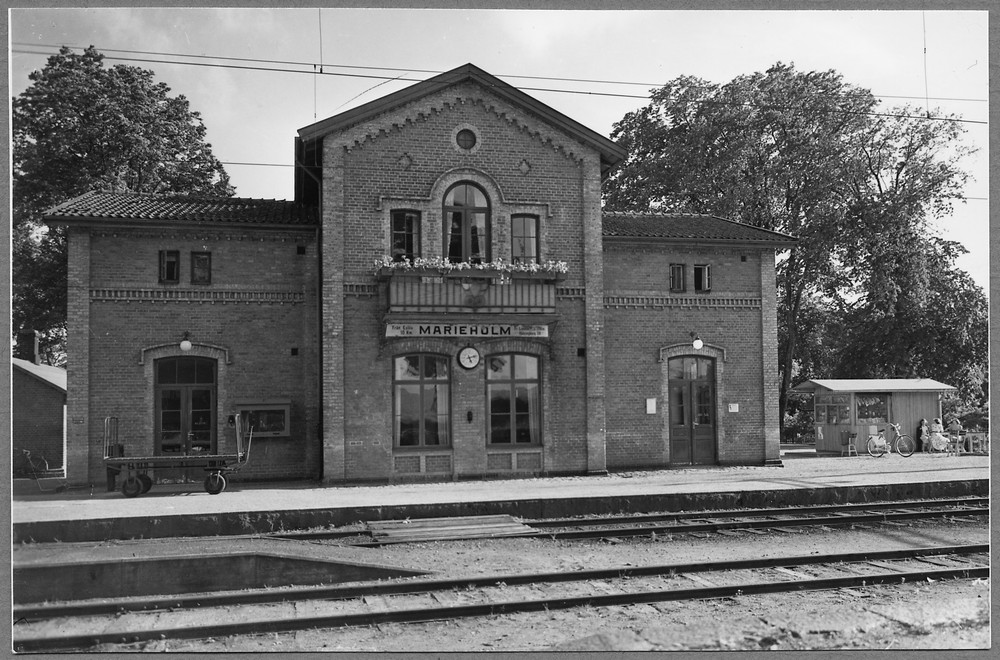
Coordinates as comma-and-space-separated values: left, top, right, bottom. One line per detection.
458, 346, 480, 370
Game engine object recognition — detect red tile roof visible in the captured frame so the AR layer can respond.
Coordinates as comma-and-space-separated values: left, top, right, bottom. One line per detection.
43, 191, 318, 226
603, 211, 797, 246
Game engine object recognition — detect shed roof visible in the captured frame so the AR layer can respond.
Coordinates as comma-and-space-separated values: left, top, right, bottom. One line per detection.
12, 358, 67, 393
43, 191, 318, 228
297, 63, 627, 179
790, 378, 956, 394
603, 211, 797, 246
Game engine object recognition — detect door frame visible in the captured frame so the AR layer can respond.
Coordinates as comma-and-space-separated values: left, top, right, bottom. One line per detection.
659, 342, 727, 466
139, 341, 231, 459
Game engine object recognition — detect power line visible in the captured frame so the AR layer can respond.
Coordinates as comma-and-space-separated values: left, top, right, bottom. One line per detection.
13, 42, 990, 106
13, 46, 988, 127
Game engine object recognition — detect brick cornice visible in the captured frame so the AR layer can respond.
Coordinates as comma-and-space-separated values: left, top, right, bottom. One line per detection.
90, 288, 305, 304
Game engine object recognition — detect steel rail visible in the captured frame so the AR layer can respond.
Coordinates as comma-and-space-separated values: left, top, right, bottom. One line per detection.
526, 505, 989, 542
13, 543, 988, 649
13, 548, 988, 653
267, 498, 988, 543
526, 497, 990, 528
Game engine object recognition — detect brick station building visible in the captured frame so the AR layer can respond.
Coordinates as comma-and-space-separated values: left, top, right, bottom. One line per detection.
45, 63, 795, 488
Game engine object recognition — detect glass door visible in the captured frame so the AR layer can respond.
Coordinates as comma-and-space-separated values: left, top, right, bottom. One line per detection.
154, 357, 217, 481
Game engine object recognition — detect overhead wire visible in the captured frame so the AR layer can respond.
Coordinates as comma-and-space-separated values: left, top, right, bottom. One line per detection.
12, 43, 989, 107
12, 46, 988, 127
11, 42, 990, 193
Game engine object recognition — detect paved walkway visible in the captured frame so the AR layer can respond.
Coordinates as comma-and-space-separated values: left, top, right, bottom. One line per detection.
13, 452, 990, 526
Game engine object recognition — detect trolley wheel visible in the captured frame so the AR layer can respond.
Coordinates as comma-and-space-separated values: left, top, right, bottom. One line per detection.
867, 437, 886, 458
138, 474, 153, 494
121, 476, 143, 498
896, 435, 915, 457
205, 473, 226, 495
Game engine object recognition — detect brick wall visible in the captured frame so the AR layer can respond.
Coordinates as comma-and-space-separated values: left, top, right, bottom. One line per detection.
323, 81, 600, 482
73, 228, 319, 486
603, 243, 775, 468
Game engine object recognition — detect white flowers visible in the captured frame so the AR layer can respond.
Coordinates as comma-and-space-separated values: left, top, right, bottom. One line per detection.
374, 255, 568, 276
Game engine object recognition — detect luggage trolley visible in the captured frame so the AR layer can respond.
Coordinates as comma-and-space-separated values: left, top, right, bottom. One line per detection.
103, 413, 253, 497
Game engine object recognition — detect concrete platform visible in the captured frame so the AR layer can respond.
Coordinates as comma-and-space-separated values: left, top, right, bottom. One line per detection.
12, 452, 990, 543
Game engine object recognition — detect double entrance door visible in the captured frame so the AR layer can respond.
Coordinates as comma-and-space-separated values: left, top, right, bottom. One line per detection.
668, 356, 717, 465
154, 356, 216, 480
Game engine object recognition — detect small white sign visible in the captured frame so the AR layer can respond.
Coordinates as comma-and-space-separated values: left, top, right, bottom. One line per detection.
646, 398, 657, 414
729, 403, 740, 413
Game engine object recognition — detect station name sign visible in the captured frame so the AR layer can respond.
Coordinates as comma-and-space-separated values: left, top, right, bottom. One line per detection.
386, 323, 549, 338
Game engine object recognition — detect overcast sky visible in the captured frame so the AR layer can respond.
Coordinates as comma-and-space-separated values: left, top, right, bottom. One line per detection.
9, 7, 989, 287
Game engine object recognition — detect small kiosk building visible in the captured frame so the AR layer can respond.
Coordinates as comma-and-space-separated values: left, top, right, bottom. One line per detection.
790, 379, 956, 454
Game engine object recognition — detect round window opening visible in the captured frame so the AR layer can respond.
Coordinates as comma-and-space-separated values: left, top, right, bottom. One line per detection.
456, 128, 477, 150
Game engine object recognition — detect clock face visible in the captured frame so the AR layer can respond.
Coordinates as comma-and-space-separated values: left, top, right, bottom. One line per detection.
458, 346, 480, 369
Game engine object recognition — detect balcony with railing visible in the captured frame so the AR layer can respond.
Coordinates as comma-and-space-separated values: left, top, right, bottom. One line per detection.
375, 259, 566, 315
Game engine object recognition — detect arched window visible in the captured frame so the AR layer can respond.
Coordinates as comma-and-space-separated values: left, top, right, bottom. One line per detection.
444, 182, 490, 264
393, 354, 451, 447
487, 353, 541, 444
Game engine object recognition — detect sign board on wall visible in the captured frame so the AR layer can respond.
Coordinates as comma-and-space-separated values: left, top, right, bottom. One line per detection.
385, 323, 549, 338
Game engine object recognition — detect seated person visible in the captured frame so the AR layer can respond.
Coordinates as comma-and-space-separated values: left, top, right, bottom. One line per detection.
947, 418, 966, 452
928, 418, 949, 451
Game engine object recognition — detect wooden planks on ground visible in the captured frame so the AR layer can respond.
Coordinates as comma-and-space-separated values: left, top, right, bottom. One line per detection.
367, 514, 535, 543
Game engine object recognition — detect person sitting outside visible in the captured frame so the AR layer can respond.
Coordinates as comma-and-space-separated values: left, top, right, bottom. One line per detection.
947, 418, 966, 453
928, 418, 949, 452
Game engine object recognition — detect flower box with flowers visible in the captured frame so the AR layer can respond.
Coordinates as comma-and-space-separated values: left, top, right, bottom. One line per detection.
374, 256, 568, 283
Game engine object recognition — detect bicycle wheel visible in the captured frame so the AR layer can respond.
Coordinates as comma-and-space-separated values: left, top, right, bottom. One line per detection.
204, 473, 226, 495
867, 437, 885, 457
895, 435, 915, 457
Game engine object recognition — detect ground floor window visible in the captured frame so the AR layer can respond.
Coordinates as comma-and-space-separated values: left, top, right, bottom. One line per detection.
855, 393, 889, 425
487, 353, 541, 444
393, 354, 451, 447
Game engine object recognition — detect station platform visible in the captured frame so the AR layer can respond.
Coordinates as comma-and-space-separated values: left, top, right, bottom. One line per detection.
11, 451, 991, 544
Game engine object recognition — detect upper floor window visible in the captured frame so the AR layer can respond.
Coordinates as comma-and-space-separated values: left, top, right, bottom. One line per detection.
444, 183, 490, 264
669, 264, 685, 292
391, 210, 421, 262
694, 264, 711, 292
159, 250, 180, 284
511, 215, 539, 264
393, 354, 451, 447
191, 252, 212, 285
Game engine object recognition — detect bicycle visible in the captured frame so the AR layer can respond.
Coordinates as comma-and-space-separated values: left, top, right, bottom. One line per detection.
14, 448, 50, 479
867, 422, 915, 458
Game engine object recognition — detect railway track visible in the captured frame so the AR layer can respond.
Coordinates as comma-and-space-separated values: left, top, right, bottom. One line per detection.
13, 543, 989, 652
269, 497, 989, 545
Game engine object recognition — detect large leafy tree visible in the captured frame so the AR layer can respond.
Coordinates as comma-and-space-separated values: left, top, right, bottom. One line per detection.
605, 63, 984, 428
13, 46, 234, 363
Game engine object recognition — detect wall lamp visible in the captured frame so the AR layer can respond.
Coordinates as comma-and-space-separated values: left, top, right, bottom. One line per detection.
690, 332, 704, 350
179, 332, 193, 352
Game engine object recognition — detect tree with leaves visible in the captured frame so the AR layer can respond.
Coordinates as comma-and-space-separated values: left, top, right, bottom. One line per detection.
605, 63, 983, 429
13, 46, 234, 363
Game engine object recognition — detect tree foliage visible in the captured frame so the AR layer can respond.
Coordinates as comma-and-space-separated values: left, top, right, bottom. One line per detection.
12, 46, 234, 363
605, 63, 986, 424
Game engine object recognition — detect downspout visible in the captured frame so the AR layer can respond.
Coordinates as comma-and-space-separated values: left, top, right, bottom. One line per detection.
296, 144, 324, 482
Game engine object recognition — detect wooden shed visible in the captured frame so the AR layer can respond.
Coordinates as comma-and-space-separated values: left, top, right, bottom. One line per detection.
789, 379, 956, 454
